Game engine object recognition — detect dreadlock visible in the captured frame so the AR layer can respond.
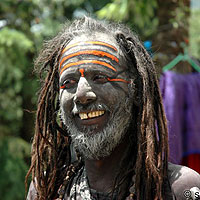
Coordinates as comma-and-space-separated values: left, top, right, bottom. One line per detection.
26, 16, 169, 200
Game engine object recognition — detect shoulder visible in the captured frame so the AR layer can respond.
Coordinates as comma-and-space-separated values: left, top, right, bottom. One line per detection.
168, 162, 200, 200
26, 181, 38, 200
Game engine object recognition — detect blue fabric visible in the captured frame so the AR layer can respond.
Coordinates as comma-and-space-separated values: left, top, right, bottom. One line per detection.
160, 71, 200, 164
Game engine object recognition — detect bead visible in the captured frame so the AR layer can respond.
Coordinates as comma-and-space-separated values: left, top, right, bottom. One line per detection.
64, 175, 69, 180
130, 193, 134, 197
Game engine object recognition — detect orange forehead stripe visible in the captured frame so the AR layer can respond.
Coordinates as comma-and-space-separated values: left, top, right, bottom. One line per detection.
59, 50, 119, 70
60, 60, 117, 75
62, 41, 117, 54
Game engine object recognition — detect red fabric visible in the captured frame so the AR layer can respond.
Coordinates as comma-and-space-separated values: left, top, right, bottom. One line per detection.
181, 154, 200, 174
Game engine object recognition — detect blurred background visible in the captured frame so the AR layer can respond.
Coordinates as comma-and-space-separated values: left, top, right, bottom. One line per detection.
0, 0, 200, 199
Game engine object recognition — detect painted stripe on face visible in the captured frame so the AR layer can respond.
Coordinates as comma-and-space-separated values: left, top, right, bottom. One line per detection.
60, 60, 117, 75
59, 76, 129, 89
62, 41, 117, 54
59, 50, 119, 70
60, 85, 66, 89
107, 77, 130, 84
79, 68, 85, 77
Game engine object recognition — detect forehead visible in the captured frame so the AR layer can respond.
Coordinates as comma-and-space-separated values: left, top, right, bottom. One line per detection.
59, 33, 127, 76
68, 33, 118, 49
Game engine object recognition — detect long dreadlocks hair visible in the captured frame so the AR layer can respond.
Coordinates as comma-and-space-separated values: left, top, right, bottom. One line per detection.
26, 16, 169, 200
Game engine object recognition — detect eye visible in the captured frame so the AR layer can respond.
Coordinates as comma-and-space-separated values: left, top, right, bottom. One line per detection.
60, 79, 77, 89
93, 74, 108, 84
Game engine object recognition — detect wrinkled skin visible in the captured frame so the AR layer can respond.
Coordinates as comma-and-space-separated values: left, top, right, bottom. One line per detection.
59, 33, 134, 160
58, 32, 135, 195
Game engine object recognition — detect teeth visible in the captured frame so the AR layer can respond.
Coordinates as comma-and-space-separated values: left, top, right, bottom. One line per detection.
79, 111, 105, 120
79, 113, 88, 120
88, 112, 94, 118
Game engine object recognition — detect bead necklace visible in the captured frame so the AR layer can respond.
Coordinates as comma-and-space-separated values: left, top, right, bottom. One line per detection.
56, 166, 137, 200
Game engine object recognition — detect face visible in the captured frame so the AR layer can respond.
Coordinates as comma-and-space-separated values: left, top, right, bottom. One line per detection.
59, 33, 133, 159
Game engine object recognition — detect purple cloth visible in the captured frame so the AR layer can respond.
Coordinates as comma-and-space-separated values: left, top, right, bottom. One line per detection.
160, 71, 200, 164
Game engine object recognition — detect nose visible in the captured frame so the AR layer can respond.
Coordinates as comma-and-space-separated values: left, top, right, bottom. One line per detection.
74, 77, 96, 105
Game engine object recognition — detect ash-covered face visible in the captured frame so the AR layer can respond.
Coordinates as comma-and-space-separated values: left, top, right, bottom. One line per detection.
59, 33, 133, 160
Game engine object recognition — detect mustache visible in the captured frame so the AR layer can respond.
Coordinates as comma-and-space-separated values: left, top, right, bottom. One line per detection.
72, 103, 110, 115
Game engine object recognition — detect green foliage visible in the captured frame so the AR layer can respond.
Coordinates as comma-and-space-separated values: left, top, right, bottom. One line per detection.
0, 0, 41, 35
97, 0, 158, 39
0, 137, 31, 200
169, 2, 200, 59
0, 27, 34, 135
170, 1, 190, 29
189, 9, 200, 58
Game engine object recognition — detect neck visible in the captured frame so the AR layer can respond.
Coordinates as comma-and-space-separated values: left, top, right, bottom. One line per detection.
84, 134, 133, 194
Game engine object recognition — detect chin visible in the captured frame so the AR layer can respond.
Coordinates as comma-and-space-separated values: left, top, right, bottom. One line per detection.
70, 113, 131, 160
60, 98, 133, 160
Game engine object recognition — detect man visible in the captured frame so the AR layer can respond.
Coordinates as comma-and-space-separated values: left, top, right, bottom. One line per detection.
26, 17, 200, 200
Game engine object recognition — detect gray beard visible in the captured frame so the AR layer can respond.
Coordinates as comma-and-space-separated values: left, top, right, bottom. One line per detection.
60, 99, 132, 160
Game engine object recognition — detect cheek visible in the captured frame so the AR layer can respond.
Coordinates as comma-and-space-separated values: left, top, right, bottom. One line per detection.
95, 84, 128, 107
59, 90, 74, 114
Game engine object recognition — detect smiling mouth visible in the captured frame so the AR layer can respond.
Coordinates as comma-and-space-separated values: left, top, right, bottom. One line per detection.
79, 110, 105, 120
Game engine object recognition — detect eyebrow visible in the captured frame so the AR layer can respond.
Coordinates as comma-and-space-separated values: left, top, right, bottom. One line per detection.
61, 41, 117, 54
60, 60, 117, 75
59, 50, 119, 70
